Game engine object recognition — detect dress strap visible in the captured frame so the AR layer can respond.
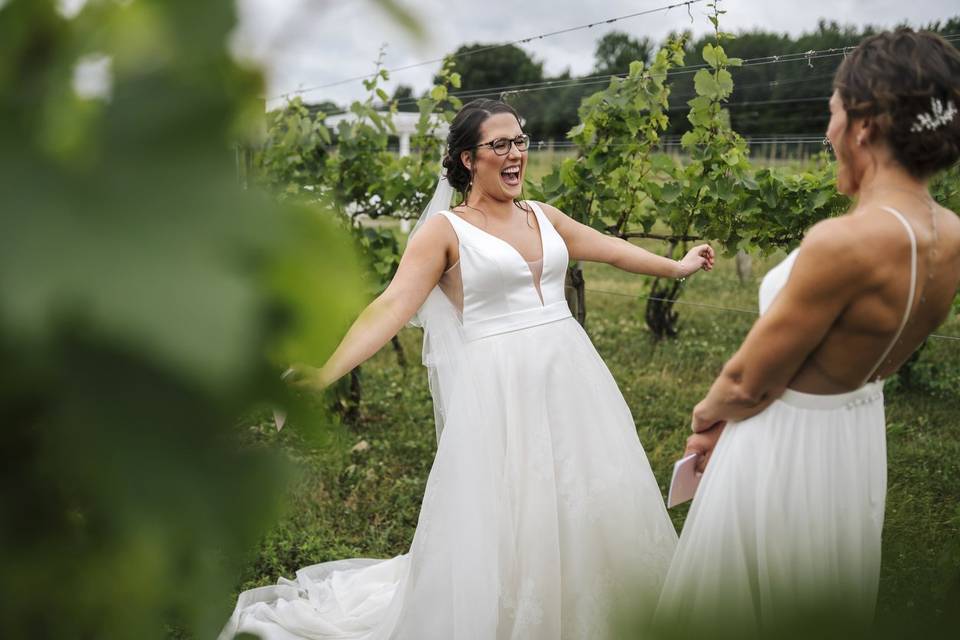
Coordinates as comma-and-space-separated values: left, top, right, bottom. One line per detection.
863, 206, 918, 384
436, 209, 461, 233
525, 200, 549, 226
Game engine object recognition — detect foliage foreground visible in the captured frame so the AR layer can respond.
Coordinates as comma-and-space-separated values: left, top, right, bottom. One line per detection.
1, 1, 368, 637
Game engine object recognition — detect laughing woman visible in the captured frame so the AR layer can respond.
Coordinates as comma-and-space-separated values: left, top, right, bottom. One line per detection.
220, 99, 714, 640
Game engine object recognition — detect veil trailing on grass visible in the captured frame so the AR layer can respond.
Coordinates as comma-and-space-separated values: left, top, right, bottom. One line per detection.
408, 172, 462, 442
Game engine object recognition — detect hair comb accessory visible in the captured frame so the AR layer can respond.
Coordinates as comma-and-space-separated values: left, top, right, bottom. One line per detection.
910, 97, 957, 133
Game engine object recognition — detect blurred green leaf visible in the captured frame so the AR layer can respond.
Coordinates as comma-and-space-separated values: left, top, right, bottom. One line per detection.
370, 0, 424, 40
0, 0, 370, 637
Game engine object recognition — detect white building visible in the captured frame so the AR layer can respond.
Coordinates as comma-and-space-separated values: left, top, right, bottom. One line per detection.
324, 111, 450, 158
324, 111, 449, 231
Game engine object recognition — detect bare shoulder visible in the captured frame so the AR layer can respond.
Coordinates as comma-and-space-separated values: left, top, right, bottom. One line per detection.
799, 203, 941, 286
938, 205, 960, 246
936, 207, 960, 278
793, 214, 873, 286
405, 213, 457, 255
811, 204, 933, 251
800, 215, 863, 258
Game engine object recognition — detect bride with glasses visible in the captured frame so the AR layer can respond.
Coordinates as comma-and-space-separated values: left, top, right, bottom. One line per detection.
220, 98, 714, 639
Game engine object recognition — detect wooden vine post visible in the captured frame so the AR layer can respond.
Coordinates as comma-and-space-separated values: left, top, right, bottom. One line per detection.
564, 263, 586, 326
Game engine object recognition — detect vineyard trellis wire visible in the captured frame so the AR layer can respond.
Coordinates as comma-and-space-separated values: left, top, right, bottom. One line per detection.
268, 0, 708, 100
585, 287, 960, 343
293, 33, 960, 117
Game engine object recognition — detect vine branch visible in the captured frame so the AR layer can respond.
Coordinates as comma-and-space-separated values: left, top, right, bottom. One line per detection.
617, 231, 702, 242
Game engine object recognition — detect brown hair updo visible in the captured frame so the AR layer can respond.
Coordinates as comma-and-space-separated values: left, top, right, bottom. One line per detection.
441, 99, 523, 198
833, 28, 960, 179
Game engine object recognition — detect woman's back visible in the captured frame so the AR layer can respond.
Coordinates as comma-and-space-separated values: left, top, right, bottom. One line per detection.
659, 28, 960, 632
786, 196, 960, 394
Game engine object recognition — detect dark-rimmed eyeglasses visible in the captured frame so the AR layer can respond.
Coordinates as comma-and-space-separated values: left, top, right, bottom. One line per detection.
472, 134, 530, 156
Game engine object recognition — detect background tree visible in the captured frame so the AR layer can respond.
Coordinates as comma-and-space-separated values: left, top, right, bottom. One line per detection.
391, 83, 417, 111
669, 18, 959, 138
593, 31, 654, 76
523, 69, 598, 141
435, 43, 553, 139
305, 98, 342, 120
436, 42, 544, 93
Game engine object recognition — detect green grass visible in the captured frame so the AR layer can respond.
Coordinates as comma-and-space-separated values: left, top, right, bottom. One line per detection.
233, 247, 960, 626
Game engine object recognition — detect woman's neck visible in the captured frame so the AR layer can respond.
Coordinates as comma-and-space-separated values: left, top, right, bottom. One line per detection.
855, 163, 930, 205
465, 192, 517, 220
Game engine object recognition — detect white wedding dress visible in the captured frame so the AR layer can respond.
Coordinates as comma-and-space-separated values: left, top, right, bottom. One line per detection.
221, 201, 678, 639
655, 206, 920, 632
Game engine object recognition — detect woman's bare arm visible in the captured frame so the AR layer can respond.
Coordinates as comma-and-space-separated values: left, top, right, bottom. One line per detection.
291, 215, 454, 389
690, 217, 866, 432
537, 202, 714, 277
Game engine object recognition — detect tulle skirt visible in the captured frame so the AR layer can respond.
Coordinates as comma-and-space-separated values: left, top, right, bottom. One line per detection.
221, 317, 678, 639
655, 382, 887, 633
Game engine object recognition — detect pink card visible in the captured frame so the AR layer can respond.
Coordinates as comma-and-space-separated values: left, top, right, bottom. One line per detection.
667, 453, 701, 508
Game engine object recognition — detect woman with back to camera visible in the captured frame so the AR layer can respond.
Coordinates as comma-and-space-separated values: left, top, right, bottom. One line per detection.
220, 98, 715, 639
656, 29, 960, 633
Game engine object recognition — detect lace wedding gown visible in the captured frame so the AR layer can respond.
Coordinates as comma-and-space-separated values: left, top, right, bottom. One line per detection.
221, 201, 678, 639
655, 206, 921, 632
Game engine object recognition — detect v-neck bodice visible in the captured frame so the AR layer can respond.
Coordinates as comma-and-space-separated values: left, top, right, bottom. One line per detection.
437, 202, 571, 341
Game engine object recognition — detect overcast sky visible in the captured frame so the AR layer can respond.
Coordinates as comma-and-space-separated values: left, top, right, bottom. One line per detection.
229, 0, 959, 109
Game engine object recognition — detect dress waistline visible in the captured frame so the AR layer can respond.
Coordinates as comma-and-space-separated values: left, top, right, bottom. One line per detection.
463, 301, 572, 341
777, 380, 885, 410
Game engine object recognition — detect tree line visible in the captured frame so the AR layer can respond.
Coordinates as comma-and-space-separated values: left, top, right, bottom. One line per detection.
312, 16, 960, 142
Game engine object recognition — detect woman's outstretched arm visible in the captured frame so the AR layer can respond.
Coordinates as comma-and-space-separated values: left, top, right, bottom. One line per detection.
537, 201, 715, 277
290, 215, 454, 390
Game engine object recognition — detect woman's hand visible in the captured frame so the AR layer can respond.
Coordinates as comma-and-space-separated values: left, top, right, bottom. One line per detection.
282, 363, 331, 392
683, 421, 727, 474
676, 244, 715, 277
537, 202, 714, 279
691, 398, 726, 433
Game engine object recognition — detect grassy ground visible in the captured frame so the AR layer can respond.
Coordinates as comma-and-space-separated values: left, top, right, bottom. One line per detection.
232, 245, 960, 627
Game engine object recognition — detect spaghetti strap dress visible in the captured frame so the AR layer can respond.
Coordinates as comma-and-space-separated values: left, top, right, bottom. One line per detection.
655, 206, 920, 632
